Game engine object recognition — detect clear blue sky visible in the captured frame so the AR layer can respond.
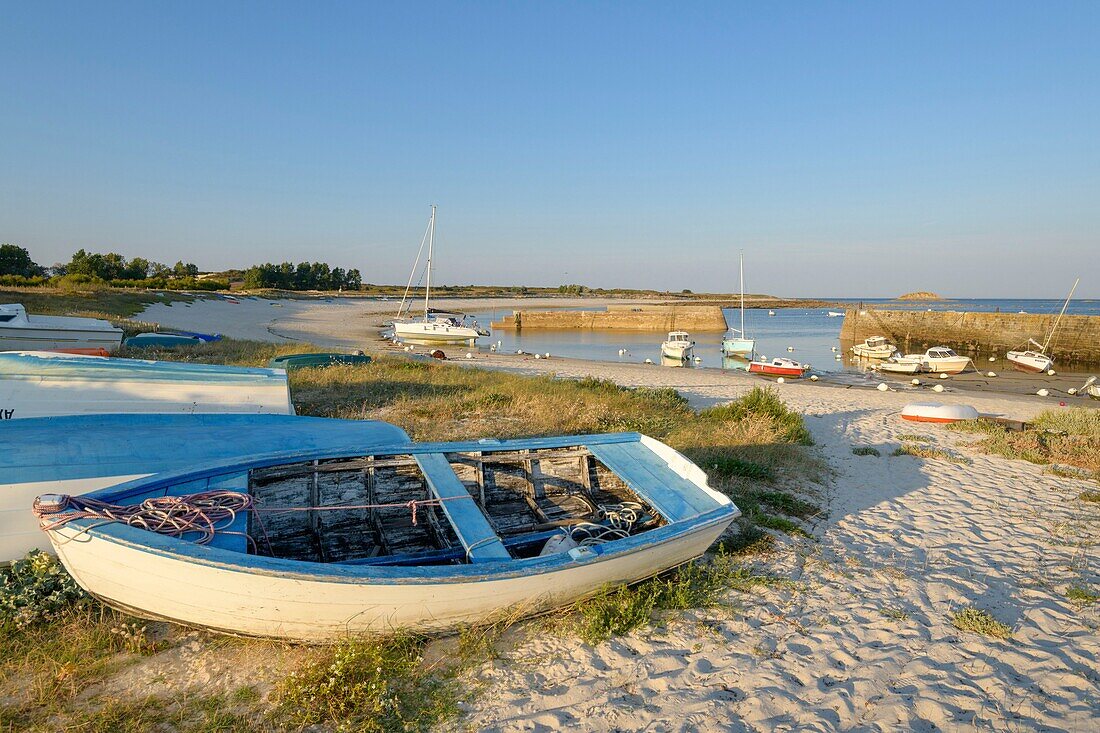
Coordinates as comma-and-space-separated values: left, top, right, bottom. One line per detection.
2, 1, 1097, 297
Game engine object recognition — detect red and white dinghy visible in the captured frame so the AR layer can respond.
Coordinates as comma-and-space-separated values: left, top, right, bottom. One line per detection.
749, 357, 808, 378
901, 402, 979, 424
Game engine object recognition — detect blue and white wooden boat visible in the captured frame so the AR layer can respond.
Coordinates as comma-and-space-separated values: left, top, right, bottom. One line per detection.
0, 351, 293, 420
1, 414, 408, 561
41, 432, 739, 641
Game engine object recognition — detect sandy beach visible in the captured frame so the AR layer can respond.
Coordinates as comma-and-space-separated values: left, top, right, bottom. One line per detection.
134, 298, 1100, 731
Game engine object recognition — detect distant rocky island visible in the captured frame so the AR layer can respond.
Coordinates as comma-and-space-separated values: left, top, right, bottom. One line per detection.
897, 291, 942, 301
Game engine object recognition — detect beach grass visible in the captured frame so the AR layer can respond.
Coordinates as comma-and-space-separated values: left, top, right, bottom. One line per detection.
892, 443, 972, 464
1, 286, 188, 320
1065, 585, 1099, 605
948, 411, 1100, 477
851, 446, 880, 456
950, 607, 1012, 639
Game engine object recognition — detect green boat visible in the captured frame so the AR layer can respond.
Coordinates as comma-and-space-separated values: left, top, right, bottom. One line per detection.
267, 352, 372, 370
124, 333, 202, 348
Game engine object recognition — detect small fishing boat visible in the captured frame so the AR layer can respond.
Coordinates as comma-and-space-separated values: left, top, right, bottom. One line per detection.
125, 333, 203, 348
1, 414, 407, 561
660, 331, 695, 362
0, 351, 293, 421
874, 355, 923, 375
721, 253, 755, 356
1087, 385, 1099, 400
749, 357, 807, 378
915, 347, 971, 374
39, 431, 739, 640
827, 311, 845, 318
268, 352, 372, 370
767, 310, 776, 317
0, 303, 123, 353
1007, 278, 1079, 374
901, 402, 979, 424
851, 336, 897, 359
393, 206, 490, 344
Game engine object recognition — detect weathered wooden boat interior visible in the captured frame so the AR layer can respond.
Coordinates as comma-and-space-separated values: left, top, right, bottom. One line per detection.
247, 446, 664, 564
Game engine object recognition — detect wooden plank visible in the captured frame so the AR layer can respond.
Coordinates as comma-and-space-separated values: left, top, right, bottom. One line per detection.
586, 442, 720, 522
413, 453, 510, 562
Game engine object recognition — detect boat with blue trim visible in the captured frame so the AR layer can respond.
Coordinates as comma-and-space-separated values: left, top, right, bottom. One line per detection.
39, 431, 739, 640
0, 351, 293, 420
2, 414, 408, 561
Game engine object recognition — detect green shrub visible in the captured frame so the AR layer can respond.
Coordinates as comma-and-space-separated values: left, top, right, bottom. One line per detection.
49, 273, 109, 291
0, 551, 89, 630
699, 387, 813, 445
950, 606, 1012, 639
0, 274, 48, 287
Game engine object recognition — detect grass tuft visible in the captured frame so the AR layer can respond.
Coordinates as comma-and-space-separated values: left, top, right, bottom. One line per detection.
949, 410, 1100, 476
950, 607, 1012, 639
892, 443, 972, 464
1078, 490, 1100, 503
1065, 585, 1100, 605
852, 446, 880, 456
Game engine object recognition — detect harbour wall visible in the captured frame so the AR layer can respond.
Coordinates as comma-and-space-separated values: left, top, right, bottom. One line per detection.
840, 309, 1100, 368
492, 304, 729, 331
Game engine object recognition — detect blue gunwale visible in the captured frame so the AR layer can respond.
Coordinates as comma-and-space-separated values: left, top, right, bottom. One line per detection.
55, 430, 739, 584
0, 352, 286, 383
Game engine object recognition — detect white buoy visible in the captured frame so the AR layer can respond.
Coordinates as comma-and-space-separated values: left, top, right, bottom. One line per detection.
939, 372, 949, 379
1037, 388, 1050, 397
618, 348, 626, 356
987, 371, 996, 377
932, 384, 945, 393
776, 377, 785, 384
831, 346, 838, 352
465, 352, 473, 359
835, 354, 843, 360
786, 346, 795, 352
988, 356, 996, 362
516, 350, 523, 355
534, 354, 541, 359
911, 379, 921, 386
1047, 369, 1056, 376
544, 352, 551, 359
693, 356, 702, 363
877, 383, 889, 392
809, 374, 819, 381
1068, 388, 1078, 395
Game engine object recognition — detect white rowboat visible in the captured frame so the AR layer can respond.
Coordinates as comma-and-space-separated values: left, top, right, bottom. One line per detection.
0, 304, 123, 353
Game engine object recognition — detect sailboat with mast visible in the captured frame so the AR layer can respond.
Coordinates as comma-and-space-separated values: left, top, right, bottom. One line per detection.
392, 206, 489, 345
1006, 278, 1080, 373
722, 253, 755, 356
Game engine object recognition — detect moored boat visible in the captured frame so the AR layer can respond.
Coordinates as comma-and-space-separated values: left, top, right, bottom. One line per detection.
827, 311, 845, 317
749, 357, 807, 378
851, 336, 897, 359
1006, 347, 1053, 374
1087, 385, 1099, 400
0, 304, 123, 353
915, 347, 971, 374
0, 351, 293, 421
721, 253, 755, 357
1, 414, 407, 561
38, 431, 739, 640
900, 402, 979, 424
660, 331, 695, 362
874, 355, 923, 375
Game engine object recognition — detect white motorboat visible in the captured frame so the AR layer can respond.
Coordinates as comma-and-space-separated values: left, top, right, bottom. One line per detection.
827, 311, 845, 317
901, 402, 979, 424
875, 355, 923, 375
722, 253, 755, 357
851, 336, 897, 359
0, 351, 293, 420
392, 206, 490, 344
1006, 278, 1079, 374
915, 347, 971, 374
661, 331, 695, 363
0, 304, 123, 354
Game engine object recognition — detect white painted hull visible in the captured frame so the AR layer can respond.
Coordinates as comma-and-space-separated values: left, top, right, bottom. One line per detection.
0, 473, 150, 562
661, 344, 693, 361
1087, 385, 1100, 400
1006, 352, 1053, 373
921, 357, 970, 374
851, 344, 896, 359
49, 516, 729, 641
0, 324, 123, 353
393, 321, 483, 343
876, 359, 922, 375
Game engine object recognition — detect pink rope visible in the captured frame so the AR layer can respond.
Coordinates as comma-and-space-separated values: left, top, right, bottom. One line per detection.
33, 491, 465, 543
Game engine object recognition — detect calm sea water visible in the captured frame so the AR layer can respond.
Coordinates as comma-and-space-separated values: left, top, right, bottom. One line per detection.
458, 299, 1099, 374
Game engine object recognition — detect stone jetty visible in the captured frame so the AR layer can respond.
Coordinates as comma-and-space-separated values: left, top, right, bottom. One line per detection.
492, 304, 728, 331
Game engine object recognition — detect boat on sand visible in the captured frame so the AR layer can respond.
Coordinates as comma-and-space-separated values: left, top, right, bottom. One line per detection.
1007, 278, 1079, 374
851, 336, 897, 359
661, 331, 695, 362
874, 355, 923, 375
0, 303, 123, 353
749, 357, 807, 378
1, 414, 405, 562
39, 430, 739, 641
0, 351, 293, 421
915, 347, 971, 374
901, 403, 979, 424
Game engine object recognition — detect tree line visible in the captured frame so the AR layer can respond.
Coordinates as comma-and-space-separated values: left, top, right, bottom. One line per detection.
0, 244, 363, 292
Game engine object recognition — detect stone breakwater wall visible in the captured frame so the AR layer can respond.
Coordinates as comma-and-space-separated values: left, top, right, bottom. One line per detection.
840, 308, 1100, 368
492, 305, 729, 331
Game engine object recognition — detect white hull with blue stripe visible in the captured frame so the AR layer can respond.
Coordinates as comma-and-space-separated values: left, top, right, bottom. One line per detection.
43, 432, 739, 641
0, 351, 294, 420
1, 414, 409, 562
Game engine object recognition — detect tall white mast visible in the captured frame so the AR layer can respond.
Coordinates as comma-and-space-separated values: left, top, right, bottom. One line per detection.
739, 252, 745, 337
423, 205, 436, 321
1042, 277, 1080, 353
